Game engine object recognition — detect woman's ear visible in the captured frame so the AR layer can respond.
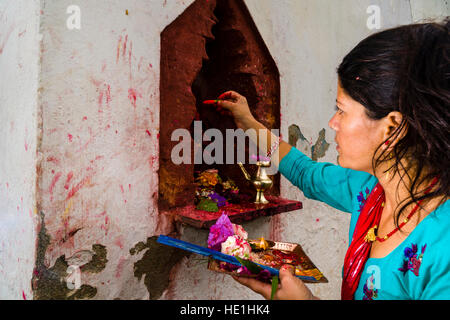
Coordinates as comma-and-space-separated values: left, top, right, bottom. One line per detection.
383, 111, 406, 144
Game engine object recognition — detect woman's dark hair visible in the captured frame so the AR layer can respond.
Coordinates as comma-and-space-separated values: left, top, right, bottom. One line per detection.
337, 18, 450, 227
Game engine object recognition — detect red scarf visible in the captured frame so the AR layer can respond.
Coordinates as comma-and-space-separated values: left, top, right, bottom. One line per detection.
341, 177, 439, 299
341, 183, 385, 300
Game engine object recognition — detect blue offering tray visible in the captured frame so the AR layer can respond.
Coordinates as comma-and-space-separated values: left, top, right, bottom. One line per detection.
157, 235, 317, 282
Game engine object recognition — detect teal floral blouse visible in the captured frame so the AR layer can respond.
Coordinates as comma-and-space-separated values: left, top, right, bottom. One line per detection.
278, 146, 450, 300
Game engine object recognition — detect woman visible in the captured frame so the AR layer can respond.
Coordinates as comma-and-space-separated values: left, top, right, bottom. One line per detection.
203, 19, 449, 299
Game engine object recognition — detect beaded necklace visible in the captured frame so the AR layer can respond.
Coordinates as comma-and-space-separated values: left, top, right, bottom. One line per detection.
365, 176, 439, 243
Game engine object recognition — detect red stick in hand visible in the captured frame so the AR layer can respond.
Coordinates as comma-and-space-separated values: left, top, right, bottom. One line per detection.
202, 100, 219, 105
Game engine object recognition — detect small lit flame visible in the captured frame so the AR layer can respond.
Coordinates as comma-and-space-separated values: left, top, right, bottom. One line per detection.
258, 237, 269, 250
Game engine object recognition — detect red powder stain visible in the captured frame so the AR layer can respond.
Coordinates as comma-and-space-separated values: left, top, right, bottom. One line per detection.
49, 172, 62, 195
149, 155, 158, 167
90, 76, 103, 87
145, 129, 151, 137
95, 210, 106, 218
128, 184, 131, 191
90, 155, 104, 164
100, 215, 109, 236
68, 134, 73, 142
116, 35, 122, 63
24, 127, 29, 151
316, 218, 320, 222
122, 35, 128, 58
0, 26, 14, 55
114, 236, 124, 249
120, 184, 125, 193
105, 85, 112, 104
128, 88, 141, 108
76, 127, 95, 153
64, 171, 74, 190
115, 257, 127, 278
149, 63, 153, 68
47, 156, 59, 165
98, 91, 104, 113
156, 133, 160, 140
66, 175, 91, 200
269, 215, 282, 242
22, 291, 26, 300
82, 116, 88, 121
49, 172, 62, 202
128, 41, 133, 69
47, 128, 58, 135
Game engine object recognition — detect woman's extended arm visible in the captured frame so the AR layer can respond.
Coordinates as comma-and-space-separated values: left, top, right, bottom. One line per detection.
207, 91, 375, 213
205, 90, 292, 166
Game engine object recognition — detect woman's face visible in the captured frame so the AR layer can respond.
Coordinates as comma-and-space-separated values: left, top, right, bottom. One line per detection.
328, 81, 386, 174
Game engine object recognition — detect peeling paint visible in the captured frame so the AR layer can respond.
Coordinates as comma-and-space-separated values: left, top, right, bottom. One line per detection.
311, 128, 330, 161
130, 236, 190, 300
32, 212, 107, 300
288, 124, 307, 146
80, 244, 108, 273
288, 124, 311, 156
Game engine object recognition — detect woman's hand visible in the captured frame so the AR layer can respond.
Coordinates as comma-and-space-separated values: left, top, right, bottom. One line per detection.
232, 265, 319, 300
203, 91, 258, 131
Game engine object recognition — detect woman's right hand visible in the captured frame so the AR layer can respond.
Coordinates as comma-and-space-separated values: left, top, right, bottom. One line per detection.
203, 91, 258, 131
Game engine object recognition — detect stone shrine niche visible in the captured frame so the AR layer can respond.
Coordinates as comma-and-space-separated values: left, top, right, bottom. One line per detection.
159, 0, 301, 228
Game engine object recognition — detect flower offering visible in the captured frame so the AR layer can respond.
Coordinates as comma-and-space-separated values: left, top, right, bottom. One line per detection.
206, 213, 328, 284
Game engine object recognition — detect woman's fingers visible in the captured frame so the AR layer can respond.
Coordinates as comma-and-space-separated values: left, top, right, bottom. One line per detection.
215, 99, 236, 111
202, 99, 234, 115
218, 91, 240, 101
203, 91, 242, 108
232, 275, 272, 299
276, 265, 314, 300
232, 265, 316, 300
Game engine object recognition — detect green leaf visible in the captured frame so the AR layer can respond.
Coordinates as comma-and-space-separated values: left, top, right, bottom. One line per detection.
196, 199, 218, 212
235, 257, 263, 274
271, 276, 279, 300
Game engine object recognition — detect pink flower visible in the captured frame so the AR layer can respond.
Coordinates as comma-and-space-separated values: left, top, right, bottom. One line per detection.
208, 213, 234, 251
221, 235, 251, 259
232, 224, 248, 240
